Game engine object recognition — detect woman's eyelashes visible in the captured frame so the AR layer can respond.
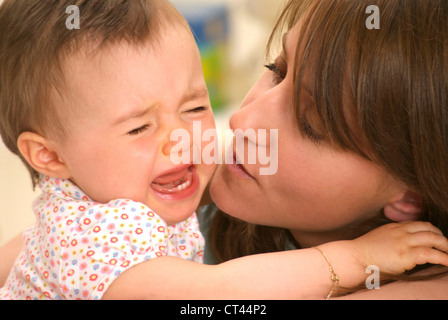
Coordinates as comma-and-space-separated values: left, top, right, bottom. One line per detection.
265, 61, 322, 144
264, 62, 286, 85
299, 116, 323, 144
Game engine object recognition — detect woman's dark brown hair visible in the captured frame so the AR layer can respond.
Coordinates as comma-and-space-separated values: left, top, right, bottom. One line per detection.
210, 0, 448, 284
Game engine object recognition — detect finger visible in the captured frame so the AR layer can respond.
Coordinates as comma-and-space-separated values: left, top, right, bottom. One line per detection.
414, 247, 448, 268
399, 221, 444, 235
409, 231, 448, 253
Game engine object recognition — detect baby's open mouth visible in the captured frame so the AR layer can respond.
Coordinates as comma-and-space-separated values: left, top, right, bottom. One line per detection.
151, 165, 195, 194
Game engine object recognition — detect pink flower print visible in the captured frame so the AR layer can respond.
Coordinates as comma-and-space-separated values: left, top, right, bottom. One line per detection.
80, 262, 87, 270
89, 274, 98, 281
110, 237, 118, 243
120, 260, 130, 268
121, 214, 129, 220
93, 226, 101, 233
107, 223, 116, 230
158, 226, 165, 233
83, 218, 91, 225
135, 228, 143, 235
61, 285, 69, 294
101, 266, 110, 274
62, 252, 69, 260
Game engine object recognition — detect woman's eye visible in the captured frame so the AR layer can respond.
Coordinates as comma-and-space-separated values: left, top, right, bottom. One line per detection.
299, 116, 323, 144
128, 124, 150, 136
264, 63, 286, 85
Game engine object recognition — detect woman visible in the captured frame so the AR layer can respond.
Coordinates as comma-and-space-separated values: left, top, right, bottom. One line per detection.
201, 0, 448, 298
2, 0, 448, 299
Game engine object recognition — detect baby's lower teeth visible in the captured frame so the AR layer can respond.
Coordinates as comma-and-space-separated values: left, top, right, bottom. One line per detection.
177, 180, 191, 191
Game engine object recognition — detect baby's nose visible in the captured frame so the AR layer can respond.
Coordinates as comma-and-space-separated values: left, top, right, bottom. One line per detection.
162, 140, 182, 157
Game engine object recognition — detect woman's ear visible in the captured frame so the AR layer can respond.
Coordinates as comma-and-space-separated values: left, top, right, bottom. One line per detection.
384, 190, 423, 222
17, 132, 71, 180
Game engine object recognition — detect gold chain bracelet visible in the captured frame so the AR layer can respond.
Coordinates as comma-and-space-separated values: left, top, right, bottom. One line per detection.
313, 246, 340, 300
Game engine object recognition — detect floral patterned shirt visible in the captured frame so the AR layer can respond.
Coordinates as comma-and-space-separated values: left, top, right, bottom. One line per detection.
0, 175, 204, 300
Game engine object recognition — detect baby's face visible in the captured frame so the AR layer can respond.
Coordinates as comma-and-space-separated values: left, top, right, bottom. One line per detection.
51, 26, 216, 225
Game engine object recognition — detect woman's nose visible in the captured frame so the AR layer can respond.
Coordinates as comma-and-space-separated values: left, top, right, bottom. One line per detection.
229, 101, 267, 132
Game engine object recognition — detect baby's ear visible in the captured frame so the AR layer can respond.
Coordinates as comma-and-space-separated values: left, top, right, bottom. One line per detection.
384, 190, 423, 222
17, 132, 71, 180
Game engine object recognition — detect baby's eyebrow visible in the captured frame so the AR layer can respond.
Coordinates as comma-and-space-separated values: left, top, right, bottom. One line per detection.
112, 88, 209, 126
181, 88, 209, 105
113, 105, 155, 126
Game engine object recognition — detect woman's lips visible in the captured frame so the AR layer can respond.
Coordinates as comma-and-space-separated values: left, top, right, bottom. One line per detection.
151, 165, 199, 200
227, 152, 256, 181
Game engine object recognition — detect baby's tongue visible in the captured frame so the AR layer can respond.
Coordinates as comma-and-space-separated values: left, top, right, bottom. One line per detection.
152, 167, 189, 187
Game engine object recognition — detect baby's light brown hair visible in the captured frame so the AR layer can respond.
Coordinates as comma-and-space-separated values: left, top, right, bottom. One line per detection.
0, 0, 189, 188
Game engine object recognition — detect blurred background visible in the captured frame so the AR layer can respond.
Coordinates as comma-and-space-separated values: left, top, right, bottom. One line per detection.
0, 0, 286, 245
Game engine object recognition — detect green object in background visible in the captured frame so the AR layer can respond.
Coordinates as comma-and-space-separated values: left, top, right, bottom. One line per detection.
174, 4, 229, 112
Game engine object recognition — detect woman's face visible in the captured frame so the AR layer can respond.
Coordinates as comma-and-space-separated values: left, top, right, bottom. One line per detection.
209, 20, 404, 246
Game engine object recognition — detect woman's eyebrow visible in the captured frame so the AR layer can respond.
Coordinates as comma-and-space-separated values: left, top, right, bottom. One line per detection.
282, 32, 290, 60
